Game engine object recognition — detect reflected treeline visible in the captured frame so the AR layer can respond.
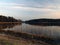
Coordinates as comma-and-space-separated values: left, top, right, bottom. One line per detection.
0, 15, 22, 29
25, 19, 60, 26
0, 23, 22, 30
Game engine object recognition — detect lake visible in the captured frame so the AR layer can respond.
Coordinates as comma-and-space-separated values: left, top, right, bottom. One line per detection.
0, 23, 60, 45
3, 23, 60, 39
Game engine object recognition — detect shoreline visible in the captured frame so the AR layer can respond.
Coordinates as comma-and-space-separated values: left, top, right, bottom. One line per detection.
0, 22, 22, 25
0, 30, 50, 45
0, 22, 21, 23
0, 29, 58, 45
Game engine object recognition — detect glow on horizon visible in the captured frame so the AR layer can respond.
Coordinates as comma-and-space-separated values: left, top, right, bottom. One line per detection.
0, 0, 60, 20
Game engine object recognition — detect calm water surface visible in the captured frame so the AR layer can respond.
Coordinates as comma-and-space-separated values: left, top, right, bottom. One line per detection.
3, 23, 60, 39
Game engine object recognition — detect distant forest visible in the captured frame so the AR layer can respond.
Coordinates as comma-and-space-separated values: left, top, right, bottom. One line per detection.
25, 19, 60, 23
0, 15, 21, 22
25, 19, 60, 26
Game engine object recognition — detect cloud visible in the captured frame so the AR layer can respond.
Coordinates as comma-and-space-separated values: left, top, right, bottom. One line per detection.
0, 2, 60, 12
0, 1, 60, 20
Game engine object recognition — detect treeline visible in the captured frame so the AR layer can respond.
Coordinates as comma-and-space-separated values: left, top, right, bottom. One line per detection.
25, 19, 60, 26
0, 15, 21, 22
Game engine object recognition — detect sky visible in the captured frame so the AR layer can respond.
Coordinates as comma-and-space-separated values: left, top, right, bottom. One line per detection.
0, 0, 60, 20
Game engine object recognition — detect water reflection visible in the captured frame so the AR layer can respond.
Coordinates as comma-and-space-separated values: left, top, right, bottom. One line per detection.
3, 23, 60, 39
0, 23, 60, 45
0, 23, 22, 30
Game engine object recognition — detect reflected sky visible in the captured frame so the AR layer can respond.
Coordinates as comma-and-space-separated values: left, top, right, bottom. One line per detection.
4, 23, 60, 39
0, 0, 60, 20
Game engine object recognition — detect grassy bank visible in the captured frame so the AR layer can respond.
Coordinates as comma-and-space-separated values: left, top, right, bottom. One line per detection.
0, 29, 58, 45
0, 33, 50, 45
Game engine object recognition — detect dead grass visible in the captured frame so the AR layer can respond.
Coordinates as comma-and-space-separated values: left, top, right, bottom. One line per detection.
0, 34, 50, 45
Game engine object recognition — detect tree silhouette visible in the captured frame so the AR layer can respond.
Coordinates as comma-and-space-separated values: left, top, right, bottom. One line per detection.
0, 15, 21, 22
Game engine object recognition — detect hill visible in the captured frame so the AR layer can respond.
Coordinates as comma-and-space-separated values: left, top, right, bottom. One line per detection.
25, 19, 60, 26
0, 15, 22, 22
